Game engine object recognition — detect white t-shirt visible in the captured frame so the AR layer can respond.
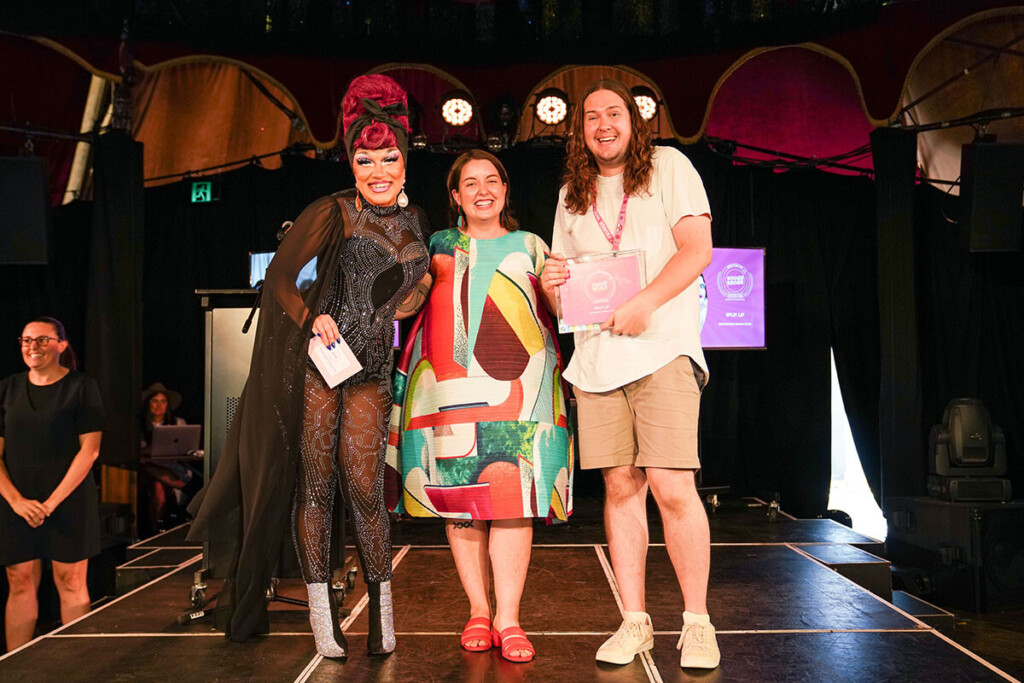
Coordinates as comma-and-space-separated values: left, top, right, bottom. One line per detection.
552, 146, 711, 392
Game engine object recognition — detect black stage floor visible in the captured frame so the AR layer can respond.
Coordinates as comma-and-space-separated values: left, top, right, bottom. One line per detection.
0, 499, 1016, 682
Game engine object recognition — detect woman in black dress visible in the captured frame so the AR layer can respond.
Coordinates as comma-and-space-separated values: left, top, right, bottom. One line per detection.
0, 317, 104, 650
189, 74, 431, 658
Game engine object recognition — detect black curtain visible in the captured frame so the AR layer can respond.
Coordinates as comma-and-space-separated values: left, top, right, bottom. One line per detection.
825, 173, 882, 505
682, 142, 879, 518
142, 156, 350, 425
915, 184, 1024, 498
872, 128, 925, 504
0, 201, 92, 379
85, 131, 145, 466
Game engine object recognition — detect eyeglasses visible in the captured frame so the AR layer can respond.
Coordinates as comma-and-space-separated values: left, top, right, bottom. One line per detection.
17, 336, 60, 347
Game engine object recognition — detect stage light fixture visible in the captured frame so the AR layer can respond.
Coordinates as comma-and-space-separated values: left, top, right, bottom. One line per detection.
441, 90, 475, 127
631, 85, 659, 121
410, 134, 428, 151
534, 88, 569, 126
928, 398, 1012, 501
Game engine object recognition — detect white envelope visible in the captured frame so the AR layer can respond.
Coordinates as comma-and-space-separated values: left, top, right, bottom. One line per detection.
307, 334, 362, 388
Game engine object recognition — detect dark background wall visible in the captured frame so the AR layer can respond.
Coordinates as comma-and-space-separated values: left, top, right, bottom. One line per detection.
914, 184, 1024, 495
1, 144, 1021, 517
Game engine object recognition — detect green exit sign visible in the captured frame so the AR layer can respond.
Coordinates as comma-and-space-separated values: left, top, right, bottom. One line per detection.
191, 180, 220, 203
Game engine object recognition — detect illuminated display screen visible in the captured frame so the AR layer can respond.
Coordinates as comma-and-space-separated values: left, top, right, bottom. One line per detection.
699, 247, 766, 350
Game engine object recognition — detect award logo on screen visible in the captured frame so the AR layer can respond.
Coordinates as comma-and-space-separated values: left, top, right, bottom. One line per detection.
584, 270, 617, 303
717, 263, 753, 301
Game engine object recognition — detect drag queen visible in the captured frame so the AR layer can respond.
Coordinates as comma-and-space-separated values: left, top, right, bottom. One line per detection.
189, 74, 430, 658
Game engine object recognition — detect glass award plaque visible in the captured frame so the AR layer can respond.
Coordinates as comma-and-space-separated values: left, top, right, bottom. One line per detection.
555, 249, 647, 334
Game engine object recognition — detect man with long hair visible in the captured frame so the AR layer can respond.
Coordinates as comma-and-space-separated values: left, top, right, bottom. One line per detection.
540, 78, 719, 670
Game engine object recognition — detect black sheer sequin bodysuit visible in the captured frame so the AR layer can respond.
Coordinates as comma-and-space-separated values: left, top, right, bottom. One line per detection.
292, 194, 428, 586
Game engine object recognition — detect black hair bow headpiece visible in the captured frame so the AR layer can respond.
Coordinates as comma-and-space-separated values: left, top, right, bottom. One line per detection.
343, 98, 410, 160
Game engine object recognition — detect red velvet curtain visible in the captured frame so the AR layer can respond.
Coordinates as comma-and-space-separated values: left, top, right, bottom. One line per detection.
705, 47, 877, 173
0, 34, 95, 204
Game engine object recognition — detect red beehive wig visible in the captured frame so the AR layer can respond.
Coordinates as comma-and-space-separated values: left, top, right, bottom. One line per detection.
342, 74, 411, 158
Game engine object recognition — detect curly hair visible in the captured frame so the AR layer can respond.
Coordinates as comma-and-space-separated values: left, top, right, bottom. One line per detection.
445, 149, 519, 231
562, 79, 653, 216
341, 74, 410, 152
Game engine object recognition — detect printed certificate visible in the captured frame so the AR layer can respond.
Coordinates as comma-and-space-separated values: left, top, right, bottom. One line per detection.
556, 249, 646, 333
308, 334, 362, 388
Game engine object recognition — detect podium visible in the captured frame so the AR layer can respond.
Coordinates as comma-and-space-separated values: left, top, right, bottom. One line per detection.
198, 290, 259, 491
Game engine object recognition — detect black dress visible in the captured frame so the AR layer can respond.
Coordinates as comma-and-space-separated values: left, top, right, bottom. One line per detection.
188, 189, 429, 641
0, 370, 106, 565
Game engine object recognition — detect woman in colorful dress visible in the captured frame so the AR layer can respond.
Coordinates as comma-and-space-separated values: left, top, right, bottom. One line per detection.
386, 150, 572, 663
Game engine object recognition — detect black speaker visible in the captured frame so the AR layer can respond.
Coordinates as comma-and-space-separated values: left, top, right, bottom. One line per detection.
0, 156, 51, 264
960, 141, 1024, 252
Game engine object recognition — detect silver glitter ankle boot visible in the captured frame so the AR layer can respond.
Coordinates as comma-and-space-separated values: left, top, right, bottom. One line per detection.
366, 580, 396, 655
305, 582, 348, 658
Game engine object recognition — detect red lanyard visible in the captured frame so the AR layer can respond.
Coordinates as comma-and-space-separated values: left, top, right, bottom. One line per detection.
592, 188, 629, 251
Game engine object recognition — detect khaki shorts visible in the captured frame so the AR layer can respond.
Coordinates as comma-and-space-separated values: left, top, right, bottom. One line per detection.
575, 356, 705, 470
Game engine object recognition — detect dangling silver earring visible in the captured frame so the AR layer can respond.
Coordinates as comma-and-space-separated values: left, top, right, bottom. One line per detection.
397, 187, 409, 208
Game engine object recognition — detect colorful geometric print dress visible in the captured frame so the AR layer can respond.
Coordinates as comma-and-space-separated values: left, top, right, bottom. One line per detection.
385, 228, 573, 522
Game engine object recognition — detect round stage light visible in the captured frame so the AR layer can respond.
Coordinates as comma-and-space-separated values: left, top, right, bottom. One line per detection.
441, 91, 474, 127
534, 88, 569, 126
631, 85, 659, 121
634, 94, 657, 121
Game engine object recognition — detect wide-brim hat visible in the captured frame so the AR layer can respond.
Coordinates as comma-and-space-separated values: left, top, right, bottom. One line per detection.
141, 382, 182, 411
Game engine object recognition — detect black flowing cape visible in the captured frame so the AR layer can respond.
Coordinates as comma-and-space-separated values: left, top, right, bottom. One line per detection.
187, 191, 352, 641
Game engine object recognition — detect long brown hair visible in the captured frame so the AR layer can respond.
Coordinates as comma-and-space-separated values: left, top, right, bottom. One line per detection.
562, 79, 653, 216
446, 149, 519, 231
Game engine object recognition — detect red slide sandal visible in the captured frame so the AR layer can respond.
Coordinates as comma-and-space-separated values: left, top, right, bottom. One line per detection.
461, 617, 493, 652
491, 626, 536, 663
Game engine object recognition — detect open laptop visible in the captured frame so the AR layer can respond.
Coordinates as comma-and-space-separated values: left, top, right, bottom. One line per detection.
149, 424, 202, 461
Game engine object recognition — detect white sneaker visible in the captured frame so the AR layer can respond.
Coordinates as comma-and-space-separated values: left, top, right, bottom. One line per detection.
677, 619, 721, 669
596, 611, 654, 665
